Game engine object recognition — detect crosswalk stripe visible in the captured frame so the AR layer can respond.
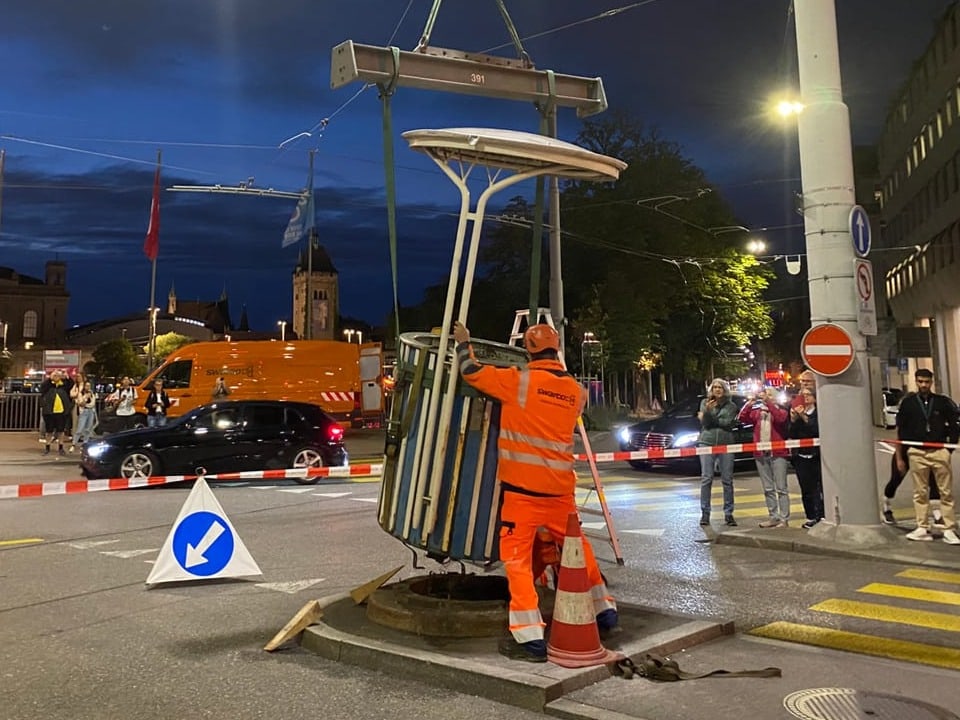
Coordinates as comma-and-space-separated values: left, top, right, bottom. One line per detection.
721, 504, 806, 519
858, 582, 960, 607
897, 568, 960, 586
750, 621, 960, 671
811, 598, 960, 633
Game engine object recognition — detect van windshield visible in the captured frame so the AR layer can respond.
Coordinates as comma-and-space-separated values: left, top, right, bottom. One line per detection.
156, 359, 193, 389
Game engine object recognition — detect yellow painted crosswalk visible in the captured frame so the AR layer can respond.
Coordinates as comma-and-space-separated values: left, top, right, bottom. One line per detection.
752, 567, 960, 670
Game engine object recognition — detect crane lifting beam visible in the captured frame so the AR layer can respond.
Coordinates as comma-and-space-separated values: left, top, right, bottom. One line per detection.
330, 41, 608, 118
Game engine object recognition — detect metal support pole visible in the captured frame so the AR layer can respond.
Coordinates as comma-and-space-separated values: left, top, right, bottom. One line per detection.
547, 111, 565, 350
794, 0, 878, 528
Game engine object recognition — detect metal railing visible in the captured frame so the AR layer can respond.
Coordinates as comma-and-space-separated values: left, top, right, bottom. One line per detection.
0, 393, 41, 431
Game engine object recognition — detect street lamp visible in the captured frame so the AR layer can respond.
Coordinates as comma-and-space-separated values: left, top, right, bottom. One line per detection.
746, 239, 767, 254
147, 307, 159, 372
776, 99, 805, 118
343, 329, 355, 343
277, 320, 287, 341
356, 330, 363, 345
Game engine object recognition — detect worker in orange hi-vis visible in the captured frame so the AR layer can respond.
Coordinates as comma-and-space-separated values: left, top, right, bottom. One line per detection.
453, 321, 617, 663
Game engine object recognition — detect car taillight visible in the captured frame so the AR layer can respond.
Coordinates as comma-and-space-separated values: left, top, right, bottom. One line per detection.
327, 424, 344, 442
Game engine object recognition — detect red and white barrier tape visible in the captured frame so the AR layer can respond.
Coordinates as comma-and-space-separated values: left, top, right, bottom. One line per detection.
0, 463, 384, 501
882, 439, 960, 451
574, 438, 819, 463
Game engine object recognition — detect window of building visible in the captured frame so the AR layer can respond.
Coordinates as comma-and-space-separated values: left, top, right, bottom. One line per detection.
937, 111, 944, 139
22, 310, 38, 339
947, 93, 955, 127
928, 122, 936, 149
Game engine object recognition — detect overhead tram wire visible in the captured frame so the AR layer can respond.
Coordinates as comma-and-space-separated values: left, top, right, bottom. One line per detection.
481, 0, 666, 53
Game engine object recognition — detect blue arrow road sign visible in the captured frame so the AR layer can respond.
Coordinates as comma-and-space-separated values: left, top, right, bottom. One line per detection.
849, 205, 871, 257
172, 511, 235, 576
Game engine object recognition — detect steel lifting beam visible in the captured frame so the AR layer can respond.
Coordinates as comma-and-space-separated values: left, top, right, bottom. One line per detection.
330, 41, 608, 118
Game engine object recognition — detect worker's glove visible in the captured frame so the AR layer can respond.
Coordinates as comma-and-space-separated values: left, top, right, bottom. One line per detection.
453, 322, 470, 345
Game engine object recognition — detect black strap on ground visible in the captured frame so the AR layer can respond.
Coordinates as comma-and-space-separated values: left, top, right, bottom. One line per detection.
614, 653, 781, 682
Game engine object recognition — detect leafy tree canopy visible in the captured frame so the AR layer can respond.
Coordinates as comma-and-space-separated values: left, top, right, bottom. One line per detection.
89, 338, 145, 380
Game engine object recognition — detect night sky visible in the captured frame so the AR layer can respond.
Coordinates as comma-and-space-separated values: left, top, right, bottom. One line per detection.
0, 0, 951, 331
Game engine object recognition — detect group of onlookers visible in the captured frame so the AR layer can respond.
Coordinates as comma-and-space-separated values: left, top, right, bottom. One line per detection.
36, 373, 174, 454
697, 370, 821, 530
696, 367, 957, 545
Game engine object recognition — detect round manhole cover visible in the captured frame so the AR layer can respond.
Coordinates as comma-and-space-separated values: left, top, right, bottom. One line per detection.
784, 688, 959, 720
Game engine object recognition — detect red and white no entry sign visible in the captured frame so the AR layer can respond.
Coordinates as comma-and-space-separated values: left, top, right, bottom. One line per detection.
801, 323, 855, 377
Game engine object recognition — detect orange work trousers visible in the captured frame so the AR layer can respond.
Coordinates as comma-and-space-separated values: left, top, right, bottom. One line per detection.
499, 490, 615, 643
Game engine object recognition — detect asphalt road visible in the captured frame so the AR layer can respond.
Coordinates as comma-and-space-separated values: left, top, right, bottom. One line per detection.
2, 431, 959, 719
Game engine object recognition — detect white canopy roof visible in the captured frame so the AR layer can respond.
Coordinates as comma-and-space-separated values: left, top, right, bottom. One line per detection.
403, 127, 627, 180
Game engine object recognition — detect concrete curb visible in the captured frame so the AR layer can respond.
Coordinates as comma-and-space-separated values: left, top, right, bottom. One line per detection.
300, 593, 732, 714
714, 527, 960, 571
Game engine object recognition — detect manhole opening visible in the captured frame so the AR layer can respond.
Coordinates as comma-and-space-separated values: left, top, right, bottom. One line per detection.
408, 574, 509, 602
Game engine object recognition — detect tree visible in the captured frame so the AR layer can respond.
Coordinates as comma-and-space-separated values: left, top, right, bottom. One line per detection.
142, 332, 195, 364
88, 339, 145, 380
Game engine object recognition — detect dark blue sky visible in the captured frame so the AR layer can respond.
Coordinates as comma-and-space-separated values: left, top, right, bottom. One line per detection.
0, 0, 951, 330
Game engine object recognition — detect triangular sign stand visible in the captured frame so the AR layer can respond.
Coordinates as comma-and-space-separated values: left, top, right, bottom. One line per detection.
146, 477, 262, 586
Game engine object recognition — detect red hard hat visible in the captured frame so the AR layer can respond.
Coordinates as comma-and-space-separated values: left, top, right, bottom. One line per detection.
523, 324, 560, 354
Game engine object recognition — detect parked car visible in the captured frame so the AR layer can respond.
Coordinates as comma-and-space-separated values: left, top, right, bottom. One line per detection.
616, 394, 754, 471
881, 388, 903, 429
80, 399, 347, 483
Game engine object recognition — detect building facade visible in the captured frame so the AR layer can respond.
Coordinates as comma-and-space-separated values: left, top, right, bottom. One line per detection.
0, 261, 70, 349
292, 240, 339, 341
876, 1, 960, 397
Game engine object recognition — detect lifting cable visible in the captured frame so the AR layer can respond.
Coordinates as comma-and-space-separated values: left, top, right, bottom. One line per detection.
378, 48, 402, 342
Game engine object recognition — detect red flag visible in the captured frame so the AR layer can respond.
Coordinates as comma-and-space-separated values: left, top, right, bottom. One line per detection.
143, 163, 160, 262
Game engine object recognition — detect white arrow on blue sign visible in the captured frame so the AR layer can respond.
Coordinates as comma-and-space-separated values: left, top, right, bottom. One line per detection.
145, 477, 261, 586
849, 205, 872, 257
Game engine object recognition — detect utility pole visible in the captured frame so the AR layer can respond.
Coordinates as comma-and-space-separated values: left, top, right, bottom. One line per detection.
794, 0, 879, 533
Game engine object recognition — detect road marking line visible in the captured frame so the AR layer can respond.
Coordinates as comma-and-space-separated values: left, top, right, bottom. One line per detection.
750, 621, 960, 670
811, 598, 960, 632
858, 582, 960, 607
0, 538, 44, 547
897, 568, 960, 586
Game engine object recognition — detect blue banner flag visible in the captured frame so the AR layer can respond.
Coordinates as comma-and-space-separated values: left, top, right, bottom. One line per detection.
282, 186, 315, 247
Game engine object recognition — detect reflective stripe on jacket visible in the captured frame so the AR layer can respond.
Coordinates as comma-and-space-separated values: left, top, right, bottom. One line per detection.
456, 341, 584, 497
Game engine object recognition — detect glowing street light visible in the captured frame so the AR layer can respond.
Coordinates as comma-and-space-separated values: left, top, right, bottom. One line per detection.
776, 99, 805, 118
343, 329, 355, 343
746, 239, 767, 254
277, 320, 287, 341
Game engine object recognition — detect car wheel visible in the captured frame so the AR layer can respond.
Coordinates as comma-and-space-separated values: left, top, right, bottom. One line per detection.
628, 460, 650, 470
119, 451, 159, 480
291, 446, 326, 485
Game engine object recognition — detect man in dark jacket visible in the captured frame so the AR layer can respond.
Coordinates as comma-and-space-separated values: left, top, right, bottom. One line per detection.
39, 371, 74, 456
896, 368, 959, 544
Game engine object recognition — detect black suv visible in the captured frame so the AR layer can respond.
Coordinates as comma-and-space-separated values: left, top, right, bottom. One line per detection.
616, 394, 754, 471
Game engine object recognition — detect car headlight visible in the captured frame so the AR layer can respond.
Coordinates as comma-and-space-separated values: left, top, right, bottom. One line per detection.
617, 427, 632, 444
85, 442, 110, 459
673, 432, 701, 448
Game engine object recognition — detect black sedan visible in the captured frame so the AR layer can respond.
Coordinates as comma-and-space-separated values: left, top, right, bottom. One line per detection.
616, 394, 754, 471
80, 400, 348, 484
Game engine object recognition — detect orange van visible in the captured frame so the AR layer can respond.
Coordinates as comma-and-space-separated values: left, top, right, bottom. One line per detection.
138, 340, 383, 426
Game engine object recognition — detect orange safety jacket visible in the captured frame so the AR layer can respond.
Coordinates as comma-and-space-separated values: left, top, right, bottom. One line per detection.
456, 341, 585, 497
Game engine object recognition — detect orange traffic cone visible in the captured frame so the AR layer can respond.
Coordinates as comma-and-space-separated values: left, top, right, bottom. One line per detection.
546, 512, 621, 668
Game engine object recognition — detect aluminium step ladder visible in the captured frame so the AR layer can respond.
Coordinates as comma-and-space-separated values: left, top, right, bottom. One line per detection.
509, 308, 624, 565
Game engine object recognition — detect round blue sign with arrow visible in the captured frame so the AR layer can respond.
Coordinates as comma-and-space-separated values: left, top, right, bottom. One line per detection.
171, 511, 235, 576
849, 205, 871, 257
